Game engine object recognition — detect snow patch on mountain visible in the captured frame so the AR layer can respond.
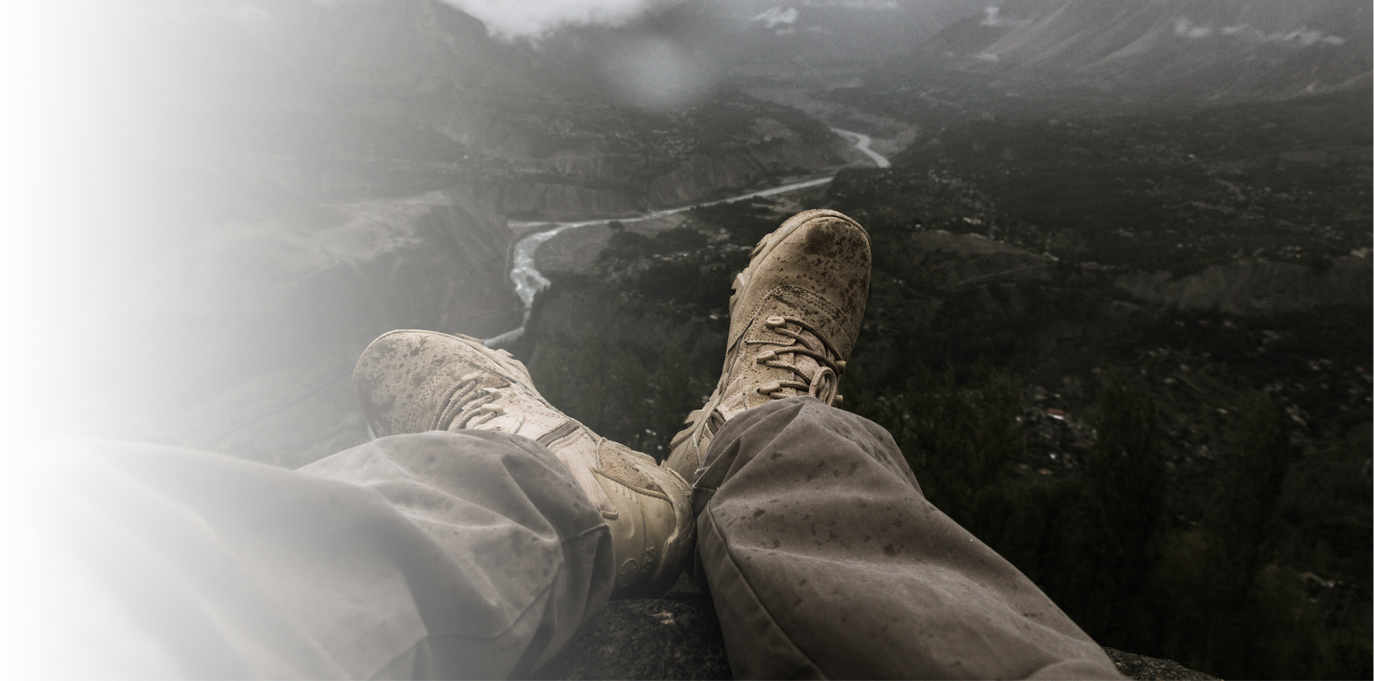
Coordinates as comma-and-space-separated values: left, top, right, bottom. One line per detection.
1175, 16, 1347, 47
801, 0, 900, 8
980, 6, 1027, 28
752, 6, 800, 28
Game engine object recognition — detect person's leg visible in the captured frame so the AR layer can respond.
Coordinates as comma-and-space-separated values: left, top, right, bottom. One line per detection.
13, 326, 694, 679
17, 430, 613, 679
661, 209, 1121, 678
694, 396, 1123, 679
352, 330, 695, 601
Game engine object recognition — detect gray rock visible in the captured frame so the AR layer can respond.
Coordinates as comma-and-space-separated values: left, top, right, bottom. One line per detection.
536, 598, 1220, 681
535, 596, 731, 680
1104, 647, 1220, 681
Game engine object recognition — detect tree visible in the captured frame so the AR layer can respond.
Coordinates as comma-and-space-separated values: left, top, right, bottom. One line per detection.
1200, 393, 1292, 676
899, 363, 1023, 526
1071, 378, 1165, 641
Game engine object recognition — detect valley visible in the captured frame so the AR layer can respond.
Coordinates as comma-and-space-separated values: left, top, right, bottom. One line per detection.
37, 1, 1372, 678
499, 19, 1370, 678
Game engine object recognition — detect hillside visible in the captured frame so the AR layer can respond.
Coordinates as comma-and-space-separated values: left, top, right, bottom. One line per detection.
1, 133, 516, 458
912, 0, 1372, 102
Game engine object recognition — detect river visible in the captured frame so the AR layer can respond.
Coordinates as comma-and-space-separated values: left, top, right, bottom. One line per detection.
484, 128, 890, 346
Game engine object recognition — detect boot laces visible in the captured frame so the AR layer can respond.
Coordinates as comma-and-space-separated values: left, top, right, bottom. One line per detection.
436, 373, 528, 432
752, 315, 847, 406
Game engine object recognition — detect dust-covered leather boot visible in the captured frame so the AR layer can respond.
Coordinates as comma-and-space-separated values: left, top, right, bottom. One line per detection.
665, 209, 871, 483
353, 329, 694, 599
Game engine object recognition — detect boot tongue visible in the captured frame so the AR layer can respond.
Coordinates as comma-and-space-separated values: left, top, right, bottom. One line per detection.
736, 285, 853, 357
548, 428, 619, 519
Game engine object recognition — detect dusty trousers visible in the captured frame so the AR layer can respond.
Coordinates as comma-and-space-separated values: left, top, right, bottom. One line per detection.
12, 398, 1122, 679
692, 396, 1122, 679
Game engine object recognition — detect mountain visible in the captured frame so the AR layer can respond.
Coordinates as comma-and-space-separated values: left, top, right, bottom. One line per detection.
643, 0, 988, 75
911, 0, 1373, 101
0, 0, 846, 212
723, 0, 986, 72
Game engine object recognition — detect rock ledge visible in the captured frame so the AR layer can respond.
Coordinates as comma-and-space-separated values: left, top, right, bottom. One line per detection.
536, 597, 1218, 680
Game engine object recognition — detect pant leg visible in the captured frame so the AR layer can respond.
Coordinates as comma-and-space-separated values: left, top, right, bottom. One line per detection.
693, 396, 1123, 680
10, 431, 613, 679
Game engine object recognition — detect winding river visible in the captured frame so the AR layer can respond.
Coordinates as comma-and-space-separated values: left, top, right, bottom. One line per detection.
484, 128, 890, 346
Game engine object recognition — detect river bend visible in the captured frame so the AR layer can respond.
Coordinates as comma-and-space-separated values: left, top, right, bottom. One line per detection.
484, 128, 890, 346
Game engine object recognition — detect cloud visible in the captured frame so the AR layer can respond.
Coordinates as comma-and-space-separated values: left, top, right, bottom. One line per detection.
436, 0, 662, 40
304, 0, 913, 43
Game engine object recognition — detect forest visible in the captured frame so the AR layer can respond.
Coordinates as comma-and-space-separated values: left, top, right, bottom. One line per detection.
504, 89, 1373, 680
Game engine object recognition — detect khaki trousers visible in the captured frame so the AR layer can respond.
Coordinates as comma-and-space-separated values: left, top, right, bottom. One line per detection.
13, 397, 1120, 679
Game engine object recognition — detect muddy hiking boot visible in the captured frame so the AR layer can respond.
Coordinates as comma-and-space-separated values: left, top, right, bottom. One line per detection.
353, 329, 694, 599
665, 209, 871, 483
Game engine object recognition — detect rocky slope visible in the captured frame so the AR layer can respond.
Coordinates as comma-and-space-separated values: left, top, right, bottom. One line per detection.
0, 130, 516, 455
1116, 255, 1372, 315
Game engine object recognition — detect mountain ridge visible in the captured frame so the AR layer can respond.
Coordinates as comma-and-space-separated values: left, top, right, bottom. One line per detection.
911, 0, 1372, 101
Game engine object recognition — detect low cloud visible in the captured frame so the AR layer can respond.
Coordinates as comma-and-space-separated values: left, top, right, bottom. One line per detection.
436, 0, 663, 40
415, 0, 907, 40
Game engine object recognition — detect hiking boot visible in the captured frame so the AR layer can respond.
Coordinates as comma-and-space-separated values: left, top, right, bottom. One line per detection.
664, 209, 870, 482
354, 329, 694, 599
